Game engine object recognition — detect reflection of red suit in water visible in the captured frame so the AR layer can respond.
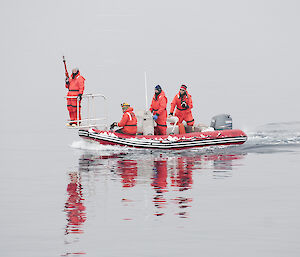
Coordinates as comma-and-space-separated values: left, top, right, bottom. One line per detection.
151, 160, 168, 191
171, 157, 193, 190
65, 173, 86, 234
151, 160, 168, 215
118, 160, 138, 187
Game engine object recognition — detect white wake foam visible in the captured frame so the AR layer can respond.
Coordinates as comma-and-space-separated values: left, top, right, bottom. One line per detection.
246, 122, 300, 146
71, 139, 129, 152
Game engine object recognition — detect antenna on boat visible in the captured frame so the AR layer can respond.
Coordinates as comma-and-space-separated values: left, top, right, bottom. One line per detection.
144, 71, 148, 110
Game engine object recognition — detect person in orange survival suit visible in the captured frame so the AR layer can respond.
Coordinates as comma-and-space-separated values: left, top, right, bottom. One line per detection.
111, 103, 137, 135
65, 68, 85, 126
169, 85, 194, 128
150, 85, 168, 135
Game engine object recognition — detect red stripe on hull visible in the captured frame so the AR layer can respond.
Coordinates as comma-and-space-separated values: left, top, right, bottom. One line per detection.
79, 130, 247, 150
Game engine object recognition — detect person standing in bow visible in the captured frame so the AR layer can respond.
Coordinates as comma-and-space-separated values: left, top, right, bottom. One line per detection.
169, 84, 194, 127
150, 85, 168, 135
65, 68, 85, 126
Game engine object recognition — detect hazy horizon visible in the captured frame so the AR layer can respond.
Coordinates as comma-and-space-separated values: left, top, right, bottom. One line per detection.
1, 0, 300, 131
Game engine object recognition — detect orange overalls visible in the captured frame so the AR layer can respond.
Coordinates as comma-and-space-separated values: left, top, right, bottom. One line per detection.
117, 107, 137, 135
170, 90, 194, 126
66, 72, 85, 123
150, 90, 168, 135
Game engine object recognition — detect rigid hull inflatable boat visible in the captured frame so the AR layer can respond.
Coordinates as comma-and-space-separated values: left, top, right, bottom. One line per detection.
78, 128, 247, 150
67, 94, 247, 150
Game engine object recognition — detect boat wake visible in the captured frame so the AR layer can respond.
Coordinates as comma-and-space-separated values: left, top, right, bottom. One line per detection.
241, 121, 300, 153
70, 121, 300, 155
71, 140, 129, 153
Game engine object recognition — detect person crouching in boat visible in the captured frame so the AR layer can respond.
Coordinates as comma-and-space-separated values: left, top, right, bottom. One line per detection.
150, 85, 168, 135
111, 103, 137, 135
169, 85, 194, 128
65, 68, 85, 126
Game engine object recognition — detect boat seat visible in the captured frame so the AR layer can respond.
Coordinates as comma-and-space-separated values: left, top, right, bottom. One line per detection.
166, 116, 179, 134
136, 110, 154, 135
166, 126, 179, 135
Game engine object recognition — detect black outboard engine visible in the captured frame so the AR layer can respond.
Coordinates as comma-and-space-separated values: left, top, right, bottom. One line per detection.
211, 114, 232, 130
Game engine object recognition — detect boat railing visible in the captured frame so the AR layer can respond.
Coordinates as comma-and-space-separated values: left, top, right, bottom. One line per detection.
65, 93, 108, 129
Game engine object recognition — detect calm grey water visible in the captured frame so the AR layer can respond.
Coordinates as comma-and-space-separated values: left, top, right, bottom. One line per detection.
1, 122, 300, 257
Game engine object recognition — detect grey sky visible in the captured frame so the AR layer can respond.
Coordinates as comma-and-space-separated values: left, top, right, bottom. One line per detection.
1, 0, 299, 131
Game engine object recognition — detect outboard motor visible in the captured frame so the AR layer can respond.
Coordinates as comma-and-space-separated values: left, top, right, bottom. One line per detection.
211, 114, 232, 130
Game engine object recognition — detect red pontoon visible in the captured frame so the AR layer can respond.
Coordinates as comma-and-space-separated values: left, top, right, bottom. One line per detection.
78, 128, 247, 150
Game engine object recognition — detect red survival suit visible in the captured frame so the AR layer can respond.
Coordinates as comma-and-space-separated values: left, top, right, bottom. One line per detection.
117, 107, 137, 135
150, 90, 168, 135
65, 71, 85, 124
170, 88, 194, 126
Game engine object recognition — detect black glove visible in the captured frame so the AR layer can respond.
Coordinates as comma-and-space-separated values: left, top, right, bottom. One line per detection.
65, 77, 69, 85
110, 122, 117, 130
77, 94, 82, 101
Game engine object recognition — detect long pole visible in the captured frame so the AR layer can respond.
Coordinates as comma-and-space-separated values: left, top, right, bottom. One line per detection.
63, 55, 69, 78
144, 72, 148, 110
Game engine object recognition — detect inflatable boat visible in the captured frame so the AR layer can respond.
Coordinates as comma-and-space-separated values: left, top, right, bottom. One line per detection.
78, 127, 247, 150
67, 94, 247, 150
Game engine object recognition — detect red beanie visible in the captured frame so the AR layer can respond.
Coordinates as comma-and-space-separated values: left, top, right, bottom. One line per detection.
180, 85, 187, 90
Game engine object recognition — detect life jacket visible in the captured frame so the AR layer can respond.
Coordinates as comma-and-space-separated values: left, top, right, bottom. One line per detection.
117, 107, 137, 135
66, 71, 85, 97
170, 90, 193, 114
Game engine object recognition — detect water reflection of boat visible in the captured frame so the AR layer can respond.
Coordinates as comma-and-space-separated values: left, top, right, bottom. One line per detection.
76, 151, 246, 219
